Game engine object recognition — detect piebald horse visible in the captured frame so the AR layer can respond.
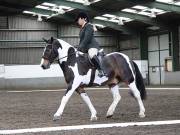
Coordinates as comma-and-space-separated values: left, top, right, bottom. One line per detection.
41, 37, 146, 121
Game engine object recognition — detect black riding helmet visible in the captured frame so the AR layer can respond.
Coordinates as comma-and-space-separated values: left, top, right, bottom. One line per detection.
75, 12, 89, 22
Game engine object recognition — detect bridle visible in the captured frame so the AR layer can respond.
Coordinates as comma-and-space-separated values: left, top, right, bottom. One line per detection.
42, 44, 79, 62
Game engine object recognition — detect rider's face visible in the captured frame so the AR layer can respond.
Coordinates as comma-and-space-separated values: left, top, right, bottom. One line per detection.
78, 18, 85, 27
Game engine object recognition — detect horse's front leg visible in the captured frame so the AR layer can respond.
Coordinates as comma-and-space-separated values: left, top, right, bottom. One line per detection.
53, 78, 81, 121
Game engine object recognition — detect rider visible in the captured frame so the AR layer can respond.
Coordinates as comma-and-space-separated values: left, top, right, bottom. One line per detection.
75, 12, 105, 77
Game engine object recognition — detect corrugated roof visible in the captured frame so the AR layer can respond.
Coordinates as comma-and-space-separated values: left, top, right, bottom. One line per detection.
0, 0, 180, 33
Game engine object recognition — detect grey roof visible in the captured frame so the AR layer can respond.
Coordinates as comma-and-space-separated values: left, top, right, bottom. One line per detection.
1, 0, 180, 34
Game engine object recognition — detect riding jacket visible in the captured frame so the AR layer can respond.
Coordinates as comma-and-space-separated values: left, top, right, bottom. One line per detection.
79, 23, 100, 53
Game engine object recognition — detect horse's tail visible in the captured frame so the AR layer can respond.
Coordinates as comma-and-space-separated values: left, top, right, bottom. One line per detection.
132, 61, 147, 100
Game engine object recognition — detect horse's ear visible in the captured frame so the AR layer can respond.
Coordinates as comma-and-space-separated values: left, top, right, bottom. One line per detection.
50, 37, 54, 43
42, 38, 48, 43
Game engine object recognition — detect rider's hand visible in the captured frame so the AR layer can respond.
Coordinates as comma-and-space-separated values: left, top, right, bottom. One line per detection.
74, 45, 80, 51
77, 47, 81, 51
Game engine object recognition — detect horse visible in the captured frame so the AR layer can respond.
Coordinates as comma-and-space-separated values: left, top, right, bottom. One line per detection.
40, 37, 146, 121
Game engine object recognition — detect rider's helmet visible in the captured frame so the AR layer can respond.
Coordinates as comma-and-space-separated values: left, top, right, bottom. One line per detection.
75, 12, 89, 23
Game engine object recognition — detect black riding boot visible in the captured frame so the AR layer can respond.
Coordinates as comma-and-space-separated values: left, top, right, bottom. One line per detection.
91, 55, 105, 77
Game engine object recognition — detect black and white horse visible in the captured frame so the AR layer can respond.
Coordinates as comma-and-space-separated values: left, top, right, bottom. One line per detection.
40, 37, 146, 121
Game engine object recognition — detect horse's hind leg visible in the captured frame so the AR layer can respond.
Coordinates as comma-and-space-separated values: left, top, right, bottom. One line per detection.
106, 85, 121, 118
128, 81, 145, 118
76, 87, 97, 121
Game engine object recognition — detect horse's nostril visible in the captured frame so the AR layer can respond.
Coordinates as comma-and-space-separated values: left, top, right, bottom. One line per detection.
41, 65, 46, 69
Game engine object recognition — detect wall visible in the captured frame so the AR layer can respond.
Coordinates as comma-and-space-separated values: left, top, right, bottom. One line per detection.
163, 25, 180, 85
118, 34, 140, 60
0, 64, 66, 90
146, 25, 180, 85
58, 25, 119, 54
148, 34, 170, 85
164, 71, 180, 85
0, 15, 57, 64
179, 26, 180, 66
0, 15, 119, 65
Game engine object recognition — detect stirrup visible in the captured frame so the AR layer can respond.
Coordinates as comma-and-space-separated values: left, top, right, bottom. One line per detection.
98, 70, 106, 77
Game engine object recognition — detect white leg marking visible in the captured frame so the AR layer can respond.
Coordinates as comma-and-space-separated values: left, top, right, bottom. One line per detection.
80, 93, 97, 121
128, 81, 145, 118
53, 78, 81, 120
106, 85, 121, 117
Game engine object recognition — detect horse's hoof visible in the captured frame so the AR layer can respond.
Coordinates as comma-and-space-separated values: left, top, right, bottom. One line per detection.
91, 116, 98, 121
53, 115, 61, 121
106, 115, 113, 118
139, 113, 146, 118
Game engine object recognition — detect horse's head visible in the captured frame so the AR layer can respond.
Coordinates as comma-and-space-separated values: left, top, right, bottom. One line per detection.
41, 37, 62, 69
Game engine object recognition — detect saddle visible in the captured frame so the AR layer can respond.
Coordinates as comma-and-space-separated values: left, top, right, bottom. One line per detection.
77, 49, 106, 86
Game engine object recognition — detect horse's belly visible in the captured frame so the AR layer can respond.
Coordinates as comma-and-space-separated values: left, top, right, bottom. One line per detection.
93, 71, 108, 85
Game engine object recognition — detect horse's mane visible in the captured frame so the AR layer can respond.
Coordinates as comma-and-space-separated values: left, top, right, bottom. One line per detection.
57, 39, 73, 48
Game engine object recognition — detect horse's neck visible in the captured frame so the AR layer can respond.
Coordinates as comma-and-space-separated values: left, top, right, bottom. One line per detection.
57, 39, 75, 63
57, 39, 73, 52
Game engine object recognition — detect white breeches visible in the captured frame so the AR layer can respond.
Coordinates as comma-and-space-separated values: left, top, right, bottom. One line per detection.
88, 48, 98, 59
